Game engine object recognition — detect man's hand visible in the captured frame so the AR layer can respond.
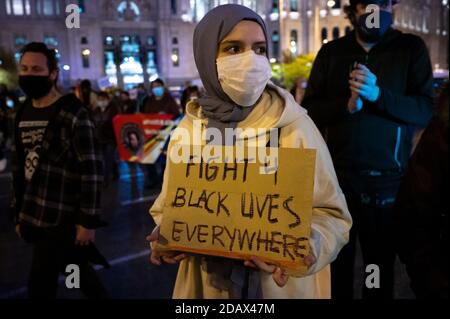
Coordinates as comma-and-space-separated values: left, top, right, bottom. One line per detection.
146, 225, 187, 265
349, 63, 380, 103
243, 252, 317, 288
75, 225, 95, 246
347, 91, 363, 114
15, 224, 21, 239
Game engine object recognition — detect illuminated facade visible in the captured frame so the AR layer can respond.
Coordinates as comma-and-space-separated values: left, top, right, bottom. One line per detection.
0, 0, 447, 89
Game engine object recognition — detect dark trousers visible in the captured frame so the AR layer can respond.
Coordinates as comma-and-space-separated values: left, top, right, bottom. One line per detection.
22, 224, 108, 299
146, 164, 162, 188
101, 143, 119, 186
331, 170, 402, 299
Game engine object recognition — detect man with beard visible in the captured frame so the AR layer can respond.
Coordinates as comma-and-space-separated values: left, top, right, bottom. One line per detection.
11, 42, 108, 298
302, 0, 434, 299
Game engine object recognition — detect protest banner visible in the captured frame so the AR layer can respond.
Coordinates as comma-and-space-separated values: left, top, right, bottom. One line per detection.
157, 146, 316, 276
113, 114, 177, 164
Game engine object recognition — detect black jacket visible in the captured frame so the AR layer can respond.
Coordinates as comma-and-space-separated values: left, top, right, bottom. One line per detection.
394, 109, 449, 298
11, 94, 105, 229
302, 29, 434, 172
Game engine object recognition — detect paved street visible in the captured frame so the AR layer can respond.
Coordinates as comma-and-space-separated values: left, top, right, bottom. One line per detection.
0, 157, 414, 299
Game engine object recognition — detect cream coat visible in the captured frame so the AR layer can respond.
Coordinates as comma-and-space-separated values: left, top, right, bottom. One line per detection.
149, 84, 352, 299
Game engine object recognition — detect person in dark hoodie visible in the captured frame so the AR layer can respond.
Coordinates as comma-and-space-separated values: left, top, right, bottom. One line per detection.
11, 42, 108, 299
394, 84, 449, 299
302, 0, 434, 299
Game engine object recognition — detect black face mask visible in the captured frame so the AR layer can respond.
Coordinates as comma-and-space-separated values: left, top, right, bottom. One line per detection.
356, 10, 393, 43
19, 75, 54, 99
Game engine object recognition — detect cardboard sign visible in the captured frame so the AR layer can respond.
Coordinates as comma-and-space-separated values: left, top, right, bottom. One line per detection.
113, 114, 178, 164
158, 146, 316, 276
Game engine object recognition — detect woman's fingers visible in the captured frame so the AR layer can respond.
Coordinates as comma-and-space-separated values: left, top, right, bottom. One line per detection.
162, 255, 178, 264
244, 260, 258, 269
245, 257, 289, 287
173, 253, 188, 262
250, 256, 276, 273
153, 252, 187, 265
150, 251, 162, 266
304, 253, 317, 268
272, 267, 289, 287
147, 225, 160, 242
162, 253, 188, 264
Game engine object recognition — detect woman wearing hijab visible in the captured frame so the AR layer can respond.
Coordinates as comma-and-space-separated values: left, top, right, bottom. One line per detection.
147, 4, 352, 299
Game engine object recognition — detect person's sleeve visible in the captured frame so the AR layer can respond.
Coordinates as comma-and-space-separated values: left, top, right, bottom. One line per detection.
72, 108, 105, 229
301, 45, 349, 131
373, 37, 434, 127
285, 115, 352, 276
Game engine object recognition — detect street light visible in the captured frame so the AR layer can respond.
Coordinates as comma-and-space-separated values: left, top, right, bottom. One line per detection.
327, 0, 336, 8
63, 64, 70, 71
171, 53, 179, 64
82, 49, 91, 56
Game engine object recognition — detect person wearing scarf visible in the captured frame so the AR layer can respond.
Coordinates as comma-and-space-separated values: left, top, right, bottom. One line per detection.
147, 4, 352, 299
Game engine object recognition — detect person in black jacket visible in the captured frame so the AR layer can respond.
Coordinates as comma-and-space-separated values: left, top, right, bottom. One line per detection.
12, 42, 108, 299
302, 0, 434, 299
394, 85, 448, 299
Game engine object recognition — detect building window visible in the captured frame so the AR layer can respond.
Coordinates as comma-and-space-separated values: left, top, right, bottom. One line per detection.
147, 36, 156, 46
82, 49, 90, 68
328, 0, 340, 8
321, 28, 328, 44
290, 30, 298, 55
78, 0, 85, 13
332, 27, 340, 40
147, 50, 158, 75
43, 0, 54, 15
119, 35, 144, 89
104, 50, 117, 86
105, 36, 114, 46
6, 0, 11, 14
117, 1, 140, 21
15, 36, 27, 46
171, 0, 177, 15
25, 0, 30, 14
44, 36, 58, 47
272, 31, 280, 57
9, 0, 23, 15
290, 0, 298, 12
172, 48, 179, 67
81, 37, 88, 45
271, 0, 279, 13
172, 37, 178, 45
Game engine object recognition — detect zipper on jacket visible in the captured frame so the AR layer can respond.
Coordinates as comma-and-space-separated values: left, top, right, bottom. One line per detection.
394, 126, 402, 169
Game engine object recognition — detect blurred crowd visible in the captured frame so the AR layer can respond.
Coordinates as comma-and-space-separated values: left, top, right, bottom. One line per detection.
0, 78, 203, 187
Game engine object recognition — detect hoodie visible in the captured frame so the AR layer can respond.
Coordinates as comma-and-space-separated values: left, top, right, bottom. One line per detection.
149, 84, 352, 299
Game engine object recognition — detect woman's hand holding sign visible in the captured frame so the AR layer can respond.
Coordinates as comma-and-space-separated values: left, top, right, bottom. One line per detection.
244, 250, 317, 287
147, 225, 188, 265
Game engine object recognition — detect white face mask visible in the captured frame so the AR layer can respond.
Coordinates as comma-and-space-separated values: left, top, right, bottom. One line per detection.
216, 50, 272, 107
